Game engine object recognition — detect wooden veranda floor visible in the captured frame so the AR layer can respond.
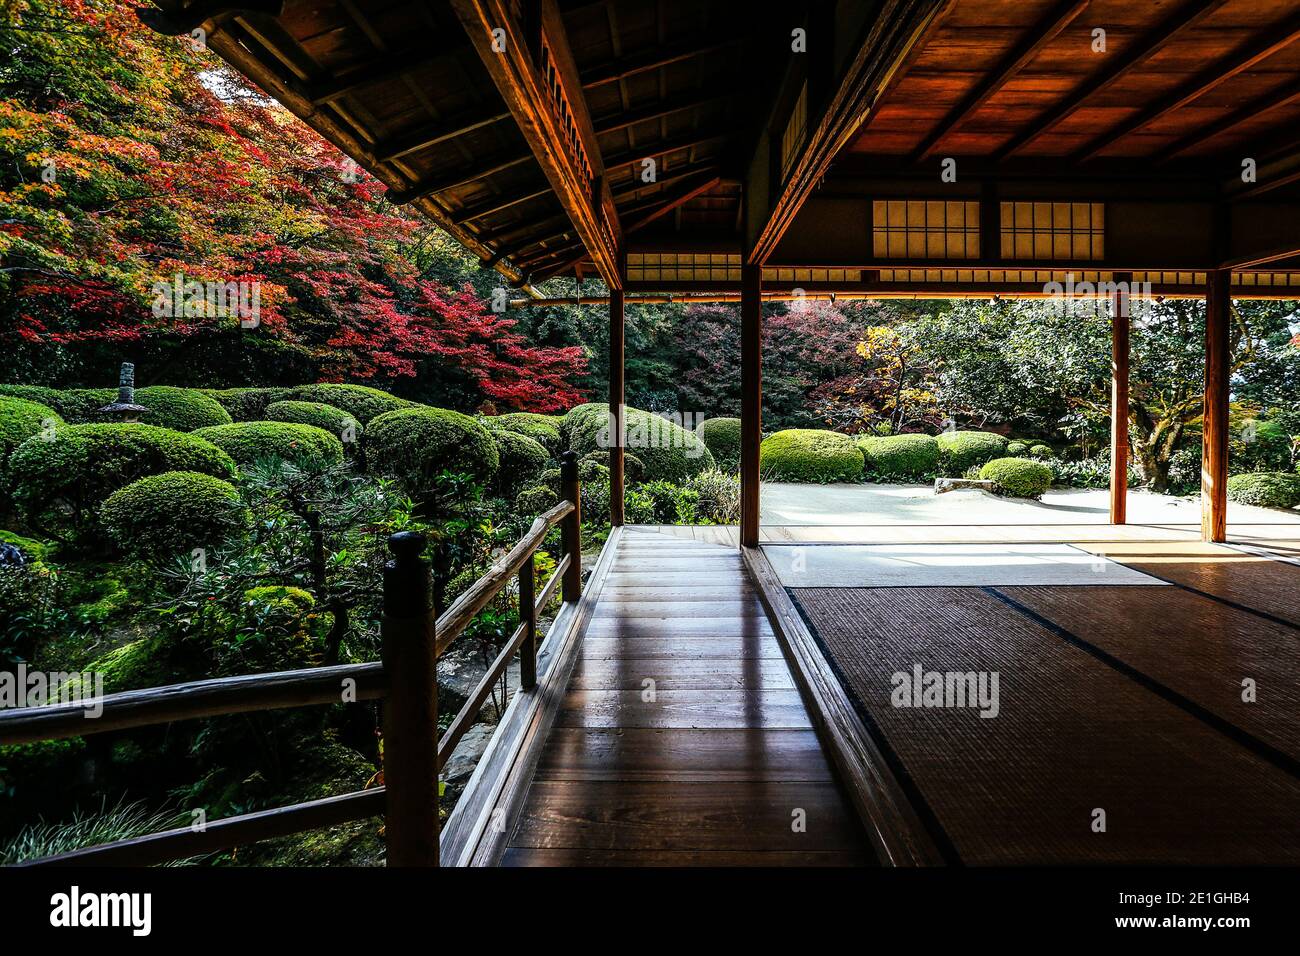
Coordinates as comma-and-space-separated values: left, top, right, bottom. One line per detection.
498, 527, 872, 866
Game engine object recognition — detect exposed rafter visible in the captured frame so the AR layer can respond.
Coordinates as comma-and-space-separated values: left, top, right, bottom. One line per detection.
623, 174, 723, 234
996, 0, 1228, 159
308, 50, 440, 107
375, 111, 513, 164
912, 0, 1089, 163
1073, 11, 1300, 163
610, 162, 722, 201
136, 0, 281, 34
1156, 77, 1300, 163
579, 37, 742, 90
593, 92, 732, 137
387, 151, 534, 205
454, 183, 554, 223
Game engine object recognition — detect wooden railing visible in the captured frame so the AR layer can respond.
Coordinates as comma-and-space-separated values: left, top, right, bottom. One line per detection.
0, 451, 584, 867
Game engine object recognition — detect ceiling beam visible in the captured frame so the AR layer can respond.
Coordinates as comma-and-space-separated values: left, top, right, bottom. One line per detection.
603, 131, 728, 171
451, 0, 622, 286
610, 161, 722, 201
580, 37, 742, 90
996, 0, 1229, 159
308, 50, 440, 107
454, 182, 554, 223
387, 151, 534, 205
1155, 76, 1300, 163
593, 92, 732, 137
373, 110, 512, 164
137, 1, 281, 33
1073, 11, 1300, 163
912, 0, 1089, 163
622, 174, 723, 234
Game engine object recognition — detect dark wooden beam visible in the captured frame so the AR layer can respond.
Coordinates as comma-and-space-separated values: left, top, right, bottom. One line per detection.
603, 131, 729, 171
912, 0, 1090, 163
996, 0, 1229, 159
622, 174, 723, 234
1201, 269, 1230, 543
137, 0, 281, 34
308, 51, 439, 107
1074, 12, 1300, 163
739, 263, 762, 548
1156, 77, 1300, 163
497, 227, 577, 263
593, 92, 732, 137
388, 152, 534, 205
1109, 273, 1132, 525
455, 182, 554, 224
374, 111, 513, 164
580, 37, 742, 90
610, 160, 721, 200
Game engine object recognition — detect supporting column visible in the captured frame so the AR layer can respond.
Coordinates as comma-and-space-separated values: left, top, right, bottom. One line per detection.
1201, 269, 1231, 543
740, 264, 762, 548
1109, 273, 1131, 524
608, 287, 625, 526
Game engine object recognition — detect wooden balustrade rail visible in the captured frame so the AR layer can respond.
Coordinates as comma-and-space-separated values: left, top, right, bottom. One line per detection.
2, 452, 584, 868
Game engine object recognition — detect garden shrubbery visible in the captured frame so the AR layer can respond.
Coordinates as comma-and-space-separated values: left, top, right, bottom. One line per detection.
760, 429, 863, 482
0, 386, 115, 423
135, 386, 232, 432
699, 417, 742, 471
201, 387, 295, 421
487, 412, 562, 456
366, 406, 499, 490
687, 469, 742, 524
100, 471, 246, 556
492, 429, 550, 497
1226, 472, 1300, 509
0, 395, 61, 469
514, 484, 558, 517
937, 430, 1009, 475
194, 421, 345, 468
564, 403, 714, 483
979, 457, 1054, 499
264, 400, 360, 442
859, 433, 939, 481
288, 384, 410, 424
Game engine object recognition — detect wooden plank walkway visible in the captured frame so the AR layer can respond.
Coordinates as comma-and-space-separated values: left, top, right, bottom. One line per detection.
501, 527, 872, 866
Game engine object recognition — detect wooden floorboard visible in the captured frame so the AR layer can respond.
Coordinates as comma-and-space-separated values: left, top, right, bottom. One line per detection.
505, 528, 873, 866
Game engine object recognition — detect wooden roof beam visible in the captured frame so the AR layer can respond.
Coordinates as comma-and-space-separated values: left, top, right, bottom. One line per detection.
451, 0, 622, 287
374, 110, 513, 164
912, 0, 1090, 163
137, 1, 281, 34
1074, 11, 1300, 163
580, 37, 743, 90
308, 51, 441, 107
593, 92, 732, 137
387, 151, 534, 205
454, 182, 555, 223
1156, 76, 1300, 163
610, 162, 722, 201
622, 174, 724, 235
997, 0, 1229, 159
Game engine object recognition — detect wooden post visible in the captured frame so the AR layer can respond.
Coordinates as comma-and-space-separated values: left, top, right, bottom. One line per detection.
1202, 269, 1231, 543
380, 531, 439, 867
740, 263, 762, 548
519, 553, 537, 690
609, 287, 625, 526
560, 450, 582, 601
1109, 273, 1131, 525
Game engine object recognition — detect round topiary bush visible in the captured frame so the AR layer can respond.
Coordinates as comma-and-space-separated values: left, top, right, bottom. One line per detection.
492, 429, 549, 496
979, 457, 1054, 499
101, 471, 246, 556
760, 429, 864, 483
0, 395, 61, 469
0, 386, 116, 423
699, 417, 742, 472
288, 384, 411, 424
487, 412, 562, 456
1006, 440, 1029, 456
1028, 443, 1054, 459
193, 421, 345, 469
565, 403, 715, 483
858, 433, 940, 481
514, 484, 559, 516
201, 387, 295, 421
937, 430, 1010, 475
579, 450, 645, 484
366, 406, 499, 491
135, 386, 232, 432
8, 423, 237, 542
1226, 472, 1300, 509
264, 400, 361, 444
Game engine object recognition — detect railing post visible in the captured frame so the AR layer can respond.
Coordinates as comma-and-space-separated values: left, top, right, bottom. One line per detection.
380, 531, 439, 867
560, 450, 582, 602
519, 553, 537, 691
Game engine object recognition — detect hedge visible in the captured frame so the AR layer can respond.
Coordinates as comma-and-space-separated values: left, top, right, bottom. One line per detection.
514, 484, 559, 516
201, 387, 295, 421
564, 403, 714, 483
937, 430, 1009, 475
0, 395, 61, 469
760, 429, 864, 483
264, 400, 360, 444
101, 471, 246, 556
288, 384, 411, 424
487, 412, 562, 456
699, 417, 742, 472
366, 406, 499, 490
0, 386, 115, 423
492, 429, 549, 497
8, 423, 237, 542
1226, 472, 1300, 509
979, 457, 1054, 499
858, 433, 940, 481
135, 386, 233, 432
579, 450, 645, 484
193, 421, 345, 469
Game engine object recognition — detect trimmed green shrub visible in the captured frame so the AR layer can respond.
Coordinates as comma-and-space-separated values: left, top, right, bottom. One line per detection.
101, 471, 246, 556
687, 469, 742, 524
1226, 472, 1300, 509
8, 423, 236, 542
937, 430, 1009, 475
131, 386, 231, 432
565, 403, 714, 483
640, 480, 699, 524
1028, 443, 1054, 459
858, 433, 940, 481
0, 395, 61, 469
200, 387, 295, 421
1232, 419, 1294, 473
699, 417, 742, 471
0, 386, 115, 423
366, 406, 499, 490
288, 384, 411, 424
193, 421, 345, 468
264, 400, 360, 444
492, 429, 549, 497
979, 457, 1054, 499
1006, 441, 1029, 456
514, 484, 559, 516
760, 429, 863, 483
487, 412, 562, 456
580, 450, 645, 483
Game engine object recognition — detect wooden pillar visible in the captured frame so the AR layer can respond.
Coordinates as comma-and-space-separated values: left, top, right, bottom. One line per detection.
1201, 269, 1231, 543
609, 288, 625, 526
560, 451, 583, 601
1109, 274, 1131, 524
380, 531, 439, 867
740, 264, 762, 548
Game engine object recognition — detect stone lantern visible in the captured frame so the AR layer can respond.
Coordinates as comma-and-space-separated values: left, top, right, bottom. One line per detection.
98, 362, 149, 423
